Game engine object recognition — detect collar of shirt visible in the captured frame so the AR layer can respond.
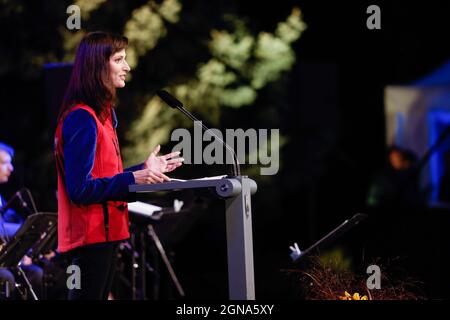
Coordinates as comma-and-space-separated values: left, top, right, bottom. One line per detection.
111, 108, 118, 129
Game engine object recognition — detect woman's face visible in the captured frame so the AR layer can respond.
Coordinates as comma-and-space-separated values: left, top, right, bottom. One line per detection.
109, 49, 130, 88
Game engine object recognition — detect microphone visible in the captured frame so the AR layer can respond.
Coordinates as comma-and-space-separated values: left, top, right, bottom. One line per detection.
156, 90, 241, 177
16, 191, 28, 209
0, 192, 17, 215
156, 89, 183, 109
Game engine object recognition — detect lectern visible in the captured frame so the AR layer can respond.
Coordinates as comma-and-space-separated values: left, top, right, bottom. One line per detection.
129, 175, 257, 300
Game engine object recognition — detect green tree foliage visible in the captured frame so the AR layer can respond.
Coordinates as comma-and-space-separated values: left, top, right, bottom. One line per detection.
58, 0, 306, 167
118, 2, 306, 166
20, 0, 306, 170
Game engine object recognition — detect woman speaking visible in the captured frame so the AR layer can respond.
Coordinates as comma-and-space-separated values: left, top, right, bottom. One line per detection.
54, 31, 183, 300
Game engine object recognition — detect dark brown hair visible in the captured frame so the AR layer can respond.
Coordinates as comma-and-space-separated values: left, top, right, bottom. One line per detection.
59, 31, 128, 123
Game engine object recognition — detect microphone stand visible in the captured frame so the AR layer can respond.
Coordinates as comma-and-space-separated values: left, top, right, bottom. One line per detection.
175, 105, 241, 177
147, 224, 185, 298
16, 265, 39, 300
157, 90, 241, 177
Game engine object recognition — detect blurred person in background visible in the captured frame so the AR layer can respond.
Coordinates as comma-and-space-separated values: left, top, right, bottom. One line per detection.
367, 145, 424, 209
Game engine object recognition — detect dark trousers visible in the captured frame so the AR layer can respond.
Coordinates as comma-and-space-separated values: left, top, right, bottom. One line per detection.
0, 268, 15, 299
21, 264, 44, 299
67, 242, 119, 300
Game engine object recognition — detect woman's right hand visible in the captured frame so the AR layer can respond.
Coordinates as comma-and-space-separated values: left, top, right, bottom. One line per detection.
132, 168, 171, 184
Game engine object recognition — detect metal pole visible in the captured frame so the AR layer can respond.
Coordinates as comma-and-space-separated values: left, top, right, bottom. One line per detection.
147, 225, 185, 297
224, 176, 256, 300
140, 231, 146, 300
16, 266, 38, 300
130, 233, 137, 300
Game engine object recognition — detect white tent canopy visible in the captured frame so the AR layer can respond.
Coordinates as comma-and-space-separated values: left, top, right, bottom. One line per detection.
384, 60, 450, 203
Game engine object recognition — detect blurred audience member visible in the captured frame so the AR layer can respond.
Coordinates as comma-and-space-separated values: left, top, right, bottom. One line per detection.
367, 145, 424, 209
0, 141, 44, 299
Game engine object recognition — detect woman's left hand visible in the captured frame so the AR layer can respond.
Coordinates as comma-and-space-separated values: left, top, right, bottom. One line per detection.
144, 144, 184, 173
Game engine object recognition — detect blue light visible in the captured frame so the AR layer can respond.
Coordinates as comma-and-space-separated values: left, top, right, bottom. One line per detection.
427, 110, 450, 202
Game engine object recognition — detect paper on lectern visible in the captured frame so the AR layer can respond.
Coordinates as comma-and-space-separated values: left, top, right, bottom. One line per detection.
128, 201, 162, 218
169, 175, 227, 182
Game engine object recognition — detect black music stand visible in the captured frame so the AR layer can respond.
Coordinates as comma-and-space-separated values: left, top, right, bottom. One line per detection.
127, 202, 188, 300
291, 213, 368, 262
0, 212, 57, 300
28, 223, 58, 260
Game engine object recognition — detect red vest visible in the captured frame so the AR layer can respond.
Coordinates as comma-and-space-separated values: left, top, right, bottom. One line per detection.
55, 104, 130, 253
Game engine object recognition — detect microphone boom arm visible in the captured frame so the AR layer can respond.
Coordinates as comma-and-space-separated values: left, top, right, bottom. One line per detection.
177, 106, 240, 177
156, 90, 240, 177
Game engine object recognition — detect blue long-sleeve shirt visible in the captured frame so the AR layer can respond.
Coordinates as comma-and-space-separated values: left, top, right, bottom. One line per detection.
0, 194, 22, 240
62, 109, 143, 205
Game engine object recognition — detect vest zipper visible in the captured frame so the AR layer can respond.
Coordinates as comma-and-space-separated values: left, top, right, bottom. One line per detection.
112, 137, 121, 172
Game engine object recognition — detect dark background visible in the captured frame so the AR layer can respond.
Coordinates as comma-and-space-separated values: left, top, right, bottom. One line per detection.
1, 0, 450, 299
